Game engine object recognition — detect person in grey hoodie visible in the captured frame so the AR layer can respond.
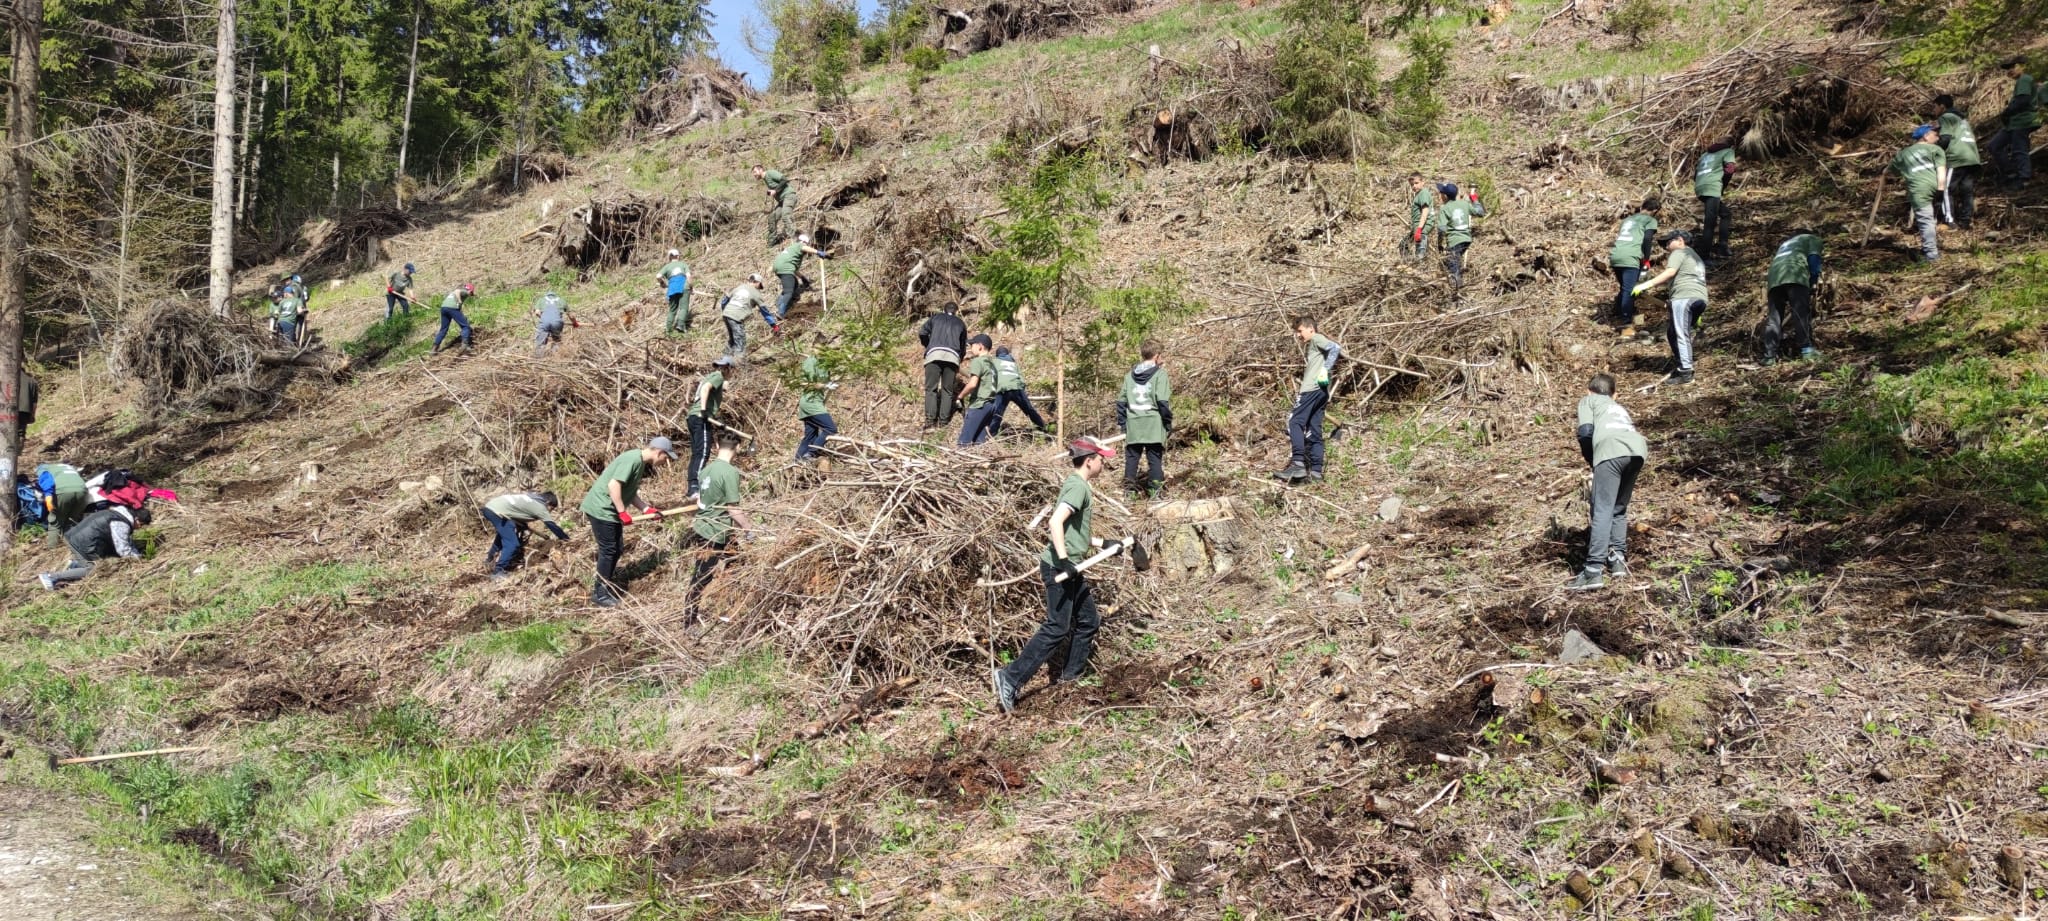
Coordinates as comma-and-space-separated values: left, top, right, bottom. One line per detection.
1566, 374, 1649, 591
1117, 340, 1173, 498
481, 491, 571, 578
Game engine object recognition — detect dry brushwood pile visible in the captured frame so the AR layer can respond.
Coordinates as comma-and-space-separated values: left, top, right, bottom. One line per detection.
539, 194, 736, 275
630, 61, 756, 138
925, 0, 1139, 55
112, 299, 338, 412
487, 150, 576, 192
297, 207, 422, 271
1601, 39, 1915, 154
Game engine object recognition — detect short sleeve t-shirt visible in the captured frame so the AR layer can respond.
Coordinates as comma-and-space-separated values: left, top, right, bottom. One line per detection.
441, 290, 465, 311
1693, 149, 1736, 198
1767, 234, 1824, 288
1436, 199, 1475, 247
798, 357, 829, 418
771, 242, 806, 276
579, 450, 649, 520
689, 370, 724, 418
1408, 187, 1435, 226
1039, 473, 1094, 566
692, 459, 741, 543
660, 260, 690, 295
994, 356, 1025, 392
389, 272, 412, 294
1609, 212, 1659, 266
1938, 111, 1980, 167
723, 285, 764, 322
965, 355, 998, 408
1668, 247, 1709, 303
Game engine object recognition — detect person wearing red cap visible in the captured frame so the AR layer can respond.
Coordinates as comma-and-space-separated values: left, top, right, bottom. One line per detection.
994, 436, 1119, 713
432, 283, 478, 353
1891, 125, 1948, 263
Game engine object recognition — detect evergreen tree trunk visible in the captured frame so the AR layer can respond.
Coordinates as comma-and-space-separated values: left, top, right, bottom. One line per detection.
395, 0, 420, 207
0, 0, 46, 548
208, 0, 238, 317
240, 73, 266, 224
234, 61, 255, 223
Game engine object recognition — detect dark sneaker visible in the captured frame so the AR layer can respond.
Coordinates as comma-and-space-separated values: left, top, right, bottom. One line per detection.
1668, 371, 1693, 385
992, 669, 1018, 714
1306, 470, 1325, 483
1799, 347, 1821, 361
1563, 570, 1606, 592
1273, 463, 1308, 482
1761, 355, 1778, 367
1606, 556, 1630, 579
592, 595, 619, 608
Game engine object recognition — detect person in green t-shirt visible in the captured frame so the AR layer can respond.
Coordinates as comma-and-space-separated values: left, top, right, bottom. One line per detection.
1433, 183, 1481, 292
719, 274, 769, 363
431, 284, 476, 354
579, 436, 678, 607
386, 263, 416, 318
1928, 95, 1982, 229
657, 249, 692, 334
1117, 339, 1173, 498
1892, 125, 1948, 263
1565, 374, 1649, 592
1403, 173, 1436, 261
1608, 197, 1662, 326
1763, 230, 1824, 364
685, 356, 733, 496
753, 165, 797, 244
955, 335, 1002, 445
769, 234, 833, 328
1984, 56, 2036, 188
684, 432, 756, 624
795, 354, 837, 463
1630, 230, 1709, 383
269, 287, 304, 347
1276, 316, 1342, 484
1692, 141, 1737, 260
992, 437, 1118, 713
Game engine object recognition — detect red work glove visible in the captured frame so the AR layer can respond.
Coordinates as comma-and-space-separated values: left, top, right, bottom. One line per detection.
618, 510, 633, 524
1412, 227, 1424, 243
1469, 191, 1479, 203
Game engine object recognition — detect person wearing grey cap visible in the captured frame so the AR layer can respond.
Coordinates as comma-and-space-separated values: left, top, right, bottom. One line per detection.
579, 436, 677, 607
994, 436, 1118, 713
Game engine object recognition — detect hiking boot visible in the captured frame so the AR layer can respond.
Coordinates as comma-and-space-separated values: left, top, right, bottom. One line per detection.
592, 594, 619, 608
1606, 556, 1630, 578
1563, 569, 1606, 592
992, 669, 1018, 714
1272, 463, 1308, 483
1668, 370, 1694, 386
1799, 347, 1821, 361
1760, 355, 1778, 367
37, 573, 55, 591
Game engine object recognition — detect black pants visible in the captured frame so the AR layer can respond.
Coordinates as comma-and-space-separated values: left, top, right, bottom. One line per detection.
797, 413, 837, 460
1287, 388, 1330, 473
685, 415, 709, 494
1611, 264, 1642, 323
1698, 195, 1731, 254
998, 563, 1101, 688
682, 531, 730, 622
1763, 284, 1814, 358
1945, 164, 1979, 228
1443, 242, 1470, 289
924, 360, 959, 426
1124, 444, 1164, 493
588, 513, 624, 601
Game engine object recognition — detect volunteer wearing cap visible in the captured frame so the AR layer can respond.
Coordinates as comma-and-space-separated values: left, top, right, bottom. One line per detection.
1892, 125, 1948, 263
769, 234, 833, 328
579, 436, 678, 607
386, 263, 416, 318
720, 275, 770, 362
431, 283, 478, 353
658, 249, 693, 334
1630, 230, 1710, 385
993, 437, 1119, 713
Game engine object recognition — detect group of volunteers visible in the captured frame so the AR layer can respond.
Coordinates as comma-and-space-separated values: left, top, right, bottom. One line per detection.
1401, 174, 1488, 292
13, 463, 178, 591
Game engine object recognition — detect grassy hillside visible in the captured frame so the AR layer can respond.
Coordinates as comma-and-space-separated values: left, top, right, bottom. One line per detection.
5, 1, 2047, 919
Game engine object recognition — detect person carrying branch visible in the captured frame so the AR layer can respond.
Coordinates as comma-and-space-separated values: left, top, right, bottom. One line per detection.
579, 436, 677, 608
1892, 126, 1948, 263
1118, 340, 1172, 499
1984, 56, 2037, 189
919, 301, 969, 430
1693, 141, 1737, 261
1630, 230, 1709, 385
1762, 229, 1824, 365
1275, 317, 1341, 485
754, 165, 797, 244
1434, 183, 1481, 293
719, 275, 770, 363
386, 263, 416, 319
431, 284, 477, 354
1608, 196, 1662, 329
533, 291, 575, 356
685, 356, 732, 498
1403, 173, 1436, 262
658, 249, 693, 335
1565, 373, 1648, 592
480, 490, 570, 580
796, 354, 838, 463
993, 437, 1119, 714
37, 504, 151, 591
684, 432, 756, 625
989, 345, 1051, 438
1929, 95, 1982, 230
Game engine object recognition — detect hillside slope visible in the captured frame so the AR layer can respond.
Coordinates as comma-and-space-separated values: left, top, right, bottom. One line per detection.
5, 2, 2047, 919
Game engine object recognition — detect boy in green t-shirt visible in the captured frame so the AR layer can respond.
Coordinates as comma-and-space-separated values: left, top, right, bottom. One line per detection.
1608, 197, 1662, 327
1276, 317, 1342, 484
955, 335, 1002, 445
795, 354, 837, 463
1693, 142, 1737, 260
1892, 125, 1948, 262
769, 234, 833, 329
1928, 94, 1981, 229
430, 284, 476, 354
1433, 183, 1480, 292
753, 165, 796, 243
1117, 340, 1173, 498
685, 356, 733, 497
1763, 230, 1825, 364
993, 437, 1118, 713
1403, 173, 1435, 261
684, 432, 756, 624
579, 436, 677, 607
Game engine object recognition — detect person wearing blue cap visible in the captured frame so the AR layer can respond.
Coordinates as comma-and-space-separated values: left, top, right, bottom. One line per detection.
1891, 125, 1948, 263
1433, 182, 1481, 292
386, 263, 416, 319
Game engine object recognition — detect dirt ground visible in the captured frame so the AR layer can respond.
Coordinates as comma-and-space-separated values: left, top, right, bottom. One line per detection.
0, 782, 209, 921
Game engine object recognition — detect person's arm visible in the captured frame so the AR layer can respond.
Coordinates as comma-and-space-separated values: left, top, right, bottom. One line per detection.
1807, 250, 1823, 285
110, 519, 142, 559
1576, 401, 1596, 467
730, 507, 757, 535
543, 518, 570, 540
1635, 261, 1679, 294
1047, 504, 1076, 574
608, 480, 629, 519
917, 318, 932, 347
956, 370, 979, 401
1320, 339, 1342, 382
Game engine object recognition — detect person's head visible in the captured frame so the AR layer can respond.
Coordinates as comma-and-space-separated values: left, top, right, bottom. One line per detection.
968, 333, 993, 356
1437, 182, 1458, 201
1911, 124, 1937, 144
537, 491, 558, 508
715, 432, 743, 457
797, 232, 811, 246
291, 274, 302, 284
1408, 172, 1425, 190
461, 283, 476, 298
1139, 339, 1162, 363
1641, 196, 1662, 214
752, 165, 767, 178
1067, 437, 1113, 475
942, 300, 959, 315
403, 263, 414, 275
667, 248, 680, 258
1660, 229, 1692, 251
1293, 316, 1318, 343
644, 436, 678, 467
2003, 56, 2026, 77
1930, 94, 1955, 115
132, 506, 153, 527
1588, 373, 1616, 396
748, 272, 764, 289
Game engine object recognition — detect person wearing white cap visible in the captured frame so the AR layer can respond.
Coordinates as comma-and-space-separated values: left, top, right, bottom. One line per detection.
769, 233, 833, 328
658, 249, 693, 335
579, 436, 677, 607
993, 436, 1120, 713
719, 274, 770, 362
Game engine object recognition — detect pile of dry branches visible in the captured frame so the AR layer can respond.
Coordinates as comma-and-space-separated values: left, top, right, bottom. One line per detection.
539, 194, 737, 277
874, 197, 980, 317
487, 150, 575, 193
1126, 41, 1278, 166
1602, 40, 1913, 155
925, 0, 1138, 56
112, 299, 303, 412
300, 208, 422, 271
629, 61, 756, 138
709, 438, 1138, 680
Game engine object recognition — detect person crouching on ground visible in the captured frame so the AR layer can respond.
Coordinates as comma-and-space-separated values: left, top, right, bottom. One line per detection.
38, 504, 151, 590
580, 436, 677, 607
1566, 374, 1648, 592
993, 437, 1119, 713
533, 291, 575, 356
481, 490, 570, 580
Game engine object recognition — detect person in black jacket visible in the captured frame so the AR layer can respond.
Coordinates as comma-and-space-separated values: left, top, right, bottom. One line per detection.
38, 505, 150, 590
918, 301, 969, 429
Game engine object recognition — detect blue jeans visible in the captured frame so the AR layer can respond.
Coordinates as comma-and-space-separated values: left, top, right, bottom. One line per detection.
482, 508, 522, 573
991, 389, 1047, 434
1611, 264, 1642, 322
775, 273, 798, 323
386, 292, 409, 318
434, 306, 472, 350
275, 320, 298, 346
958, 403, 999, 445
797, 413, 837, 460
1287, 388, 1329, 473
534, 320, 563, 355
